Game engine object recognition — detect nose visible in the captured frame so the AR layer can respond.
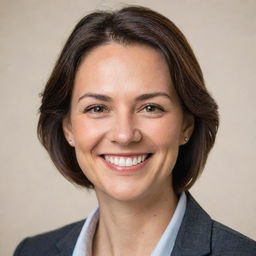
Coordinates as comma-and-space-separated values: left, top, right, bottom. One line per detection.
108, 113, 142, 146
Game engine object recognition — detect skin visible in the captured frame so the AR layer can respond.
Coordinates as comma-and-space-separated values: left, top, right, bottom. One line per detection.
63, 43, 194, 256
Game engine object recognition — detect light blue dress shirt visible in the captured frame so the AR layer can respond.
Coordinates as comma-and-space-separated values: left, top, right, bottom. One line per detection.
72, 192, 186, 256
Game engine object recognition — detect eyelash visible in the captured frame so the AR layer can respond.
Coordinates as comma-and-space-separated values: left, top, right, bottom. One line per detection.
83, 104, 108, 113
83, 104, 165, 114
140, 104, 165, 113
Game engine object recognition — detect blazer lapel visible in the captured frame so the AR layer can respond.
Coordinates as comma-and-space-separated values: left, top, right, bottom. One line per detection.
171, 192, 212, 256
55, 220, 85, 256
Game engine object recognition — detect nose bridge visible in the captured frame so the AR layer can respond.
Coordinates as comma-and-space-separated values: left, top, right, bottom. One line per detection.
110, 108, 141, 145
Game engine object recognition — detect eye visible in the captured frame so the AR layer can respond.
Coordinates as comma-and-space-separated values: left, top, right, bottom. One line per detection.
83, 104, 109, 114
141, 104, 165, 113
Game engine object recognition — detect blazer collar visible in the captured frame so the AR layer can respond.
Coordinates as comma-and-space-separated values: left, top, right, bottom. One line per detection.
171, 192, 212, 256
55, 220, 84, 256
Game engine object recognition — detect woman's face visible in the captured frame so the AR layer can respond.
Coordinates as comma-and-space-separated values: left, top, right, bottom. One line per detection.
63, 43, 193, 202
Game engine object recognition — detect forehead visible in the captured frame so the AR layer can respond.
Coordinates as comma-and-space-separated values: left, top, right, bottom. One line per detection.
73, 43, 174, 98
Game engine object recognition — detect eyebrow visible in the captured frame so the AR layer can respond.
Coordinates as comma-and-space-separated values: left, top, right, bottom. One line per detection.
78, 93, 112, 102
77, 92, 172, 103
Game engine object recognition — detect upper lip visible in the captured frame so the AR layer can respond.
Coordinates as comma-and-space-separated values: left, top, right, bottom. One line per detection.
100, 153, 152, 157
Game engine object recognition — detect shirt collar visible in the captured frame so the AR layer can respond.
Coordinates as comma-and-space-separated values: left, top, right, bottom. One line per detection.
72, 207, 99, 256
150, 191, 187, 255
72, 192, 187, 256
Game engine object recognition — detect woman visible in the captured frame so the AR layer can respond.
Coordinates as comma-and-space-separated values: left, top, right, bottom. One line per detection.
14, 5, 255, 256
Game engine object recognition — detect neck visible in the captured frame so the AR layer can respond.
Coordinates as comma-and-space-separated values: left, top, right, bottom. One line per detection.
92, 185, 178, 256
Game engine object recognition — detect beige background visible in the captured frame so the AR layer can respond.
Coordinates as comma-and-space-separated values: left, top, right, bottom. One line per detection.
1, 0, 255, 255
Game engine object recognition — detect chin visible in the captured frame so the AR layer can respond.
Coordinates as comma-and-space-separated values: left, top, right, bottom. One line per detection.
96, 182, 150, 203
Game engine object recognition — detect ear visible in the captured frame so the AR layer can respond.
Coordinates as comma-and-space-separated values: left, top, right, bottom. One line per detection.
62, 115, 75, 147
180, 113, 194, 146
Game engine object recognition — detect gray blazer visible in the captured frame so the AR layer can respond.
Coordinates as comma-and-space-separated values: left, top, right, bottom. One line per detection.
14, 193, 256, 255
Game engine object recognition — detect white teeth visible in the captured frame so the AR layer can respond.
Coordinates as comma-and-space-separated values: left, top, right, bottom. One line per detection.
119, 157, 126, 166
132, 157, 138, 165
114, 157, 119, 165
126, 158, 133, 166
104, 154, 149, 167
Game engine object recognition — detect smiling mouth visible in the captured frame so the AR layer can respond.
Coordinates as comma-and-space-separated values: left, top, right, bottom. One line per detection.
100, 153, 153, 167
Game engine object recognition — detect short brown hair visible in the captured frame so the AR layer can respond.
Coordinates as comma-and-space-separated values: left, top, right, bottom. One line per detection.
37, 5, 219, 193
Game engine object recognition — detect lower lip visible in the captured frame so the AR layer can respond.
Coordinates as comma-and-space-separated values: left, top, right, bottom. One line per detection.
100, 156, 152, 174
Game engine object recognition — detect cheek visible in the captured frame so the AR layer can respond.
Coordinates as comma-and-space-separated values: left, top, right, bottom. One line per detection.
71, 119, 105, 182
72, 118, 106, 152
143, 116, 183, 149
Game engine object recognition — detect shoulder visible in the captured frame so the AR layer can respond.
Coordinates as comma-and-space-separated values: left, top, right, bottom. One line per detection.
14, 219, 85, 256
174, 192, 256, 256
211, 220, 256, 255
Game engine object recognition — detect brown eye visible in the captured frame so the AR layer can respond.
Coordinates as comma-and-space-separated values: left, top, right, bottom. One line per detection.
145, 105, 157, 112
142, 104, 165, 113
84, 105, 108, 113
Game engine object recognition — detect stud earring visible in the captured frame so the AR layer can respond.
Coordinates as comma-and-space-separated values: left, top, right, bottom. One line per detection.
68, 139, 73, 145
184, 137, 189, 143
